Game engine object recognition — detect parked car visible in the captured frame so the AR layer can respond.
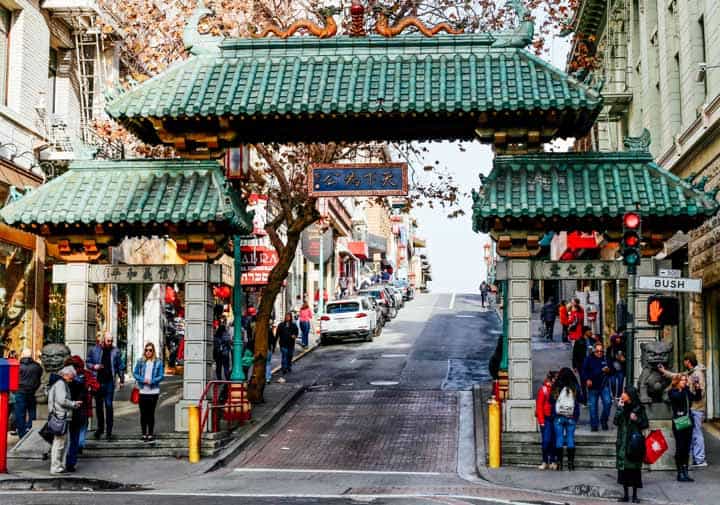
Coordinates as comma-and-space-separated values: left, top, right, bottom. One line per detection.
364, 296, 384, 332
358, 287, 397, 321
388, 286, 404, 309
319, 298, 378, 345
393, 279, 414, 301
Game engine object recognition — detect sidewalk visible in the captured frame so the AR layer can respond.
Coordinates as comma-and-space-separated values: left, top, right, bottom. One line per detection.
480, 303, 720, 504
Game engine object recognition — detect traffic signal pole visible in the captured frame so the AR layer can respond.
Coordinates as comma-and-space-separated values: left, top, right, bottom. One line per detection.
626, 273, 636, 387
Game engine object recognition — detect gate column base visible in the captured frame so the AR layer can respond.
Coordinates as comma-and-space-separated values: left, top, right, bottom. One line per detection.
503, 399, 536, 432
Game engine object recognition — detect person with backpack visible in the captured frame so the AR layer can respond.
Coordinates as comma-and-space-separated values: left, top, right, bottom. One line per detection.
582, 342, 614, 431
558, 300, 569, 343
213, 318, 232, 381
535, 371, 557, 469
552, 367, 581, 471
614, 385, 649, 503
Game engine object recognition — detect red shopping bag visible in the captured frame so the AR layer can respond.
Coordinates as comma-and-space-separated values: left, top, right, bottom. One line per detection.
644, 429, 668, 464
130, 387, 140, 404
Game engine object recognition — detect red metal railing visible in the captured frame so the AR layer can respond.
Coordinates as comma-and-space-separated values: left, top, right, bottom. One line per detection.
197, 381, 252, 436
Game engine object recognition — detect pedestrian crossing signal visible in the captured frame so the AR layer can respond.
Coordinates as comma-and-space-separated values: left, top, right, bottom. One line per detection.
647, 295, 679, 326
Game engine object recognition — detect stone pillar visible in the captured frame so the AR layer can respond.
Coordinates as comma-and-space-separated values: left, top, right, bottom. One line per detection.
504, 259, 535, 432
631, 260, 665, 386
175, 263, 214, 431
59, 264, 97, 358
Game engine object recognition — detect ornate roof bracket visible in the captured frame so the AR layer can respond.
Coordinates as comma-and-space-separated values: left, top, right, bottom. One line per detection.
623, 128, 652, 152
373, 6, 464, 38
252, 7, 340, 39
183, 0, 222, 56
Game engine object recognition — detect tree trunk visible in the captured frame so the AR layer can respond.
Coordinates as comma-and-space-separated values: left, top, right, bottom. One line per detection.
247, 214, 314, 403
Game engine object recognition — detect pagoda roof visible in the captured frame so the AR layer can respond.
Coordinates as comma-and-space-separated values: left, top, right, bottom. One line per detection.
472, 150, 719, 234
106, 34, 603, 156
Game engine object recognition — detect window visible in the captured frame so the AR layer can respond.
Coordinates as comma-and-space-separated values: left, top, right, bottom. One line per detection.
0, 7, 10, 105
48, 48, 58, 114
699, 16, 707, 101
326, 302, 360, 314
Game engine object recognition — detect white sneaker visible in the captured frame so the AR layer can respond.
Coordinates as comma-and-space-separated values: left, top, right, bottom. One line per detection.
549, 463, 558, 470
692, 462, 708, 468
537, 463, 548, 470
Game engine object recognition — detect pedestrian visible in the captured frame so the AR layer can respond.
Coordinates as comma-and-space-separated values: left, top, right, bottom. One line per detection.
614, 385, 649, 503
541, 297, 557, 341
213, 318, 232, 381
668, 373, 702, 482
558, 300, 570, 343
535, 371, 557, 470
47, 366, 82, 474
567, 299, 584, 341
86, 332, 124, 441
14, 348, 42, 439
479, 281, 489, 307
266, 321, 278, 383
64, 356, 98, 472
277, 312, 299, 374
242, 306, 257, 352
582, 342, 613, 431
298, 302, 313, 348
133, 342, 164, 442
659, 351, 707, 467
607, 333, 627, 400
572, 326, 589, 373
552, 367, 580, 471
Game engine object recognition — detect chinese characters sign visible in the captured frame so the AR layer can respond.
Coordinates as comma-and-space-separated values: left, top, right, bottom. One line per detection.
240, 245, 278, 285
88, 265, 188, 284
308, 163, 408, 197
533, 261, 625, 280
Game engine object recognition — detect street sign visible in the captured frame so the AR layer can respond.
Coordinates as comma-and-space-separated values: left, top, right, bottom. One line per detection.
308, 163, 408, 197
659, 269, 681, 278
636, 276, 702, 293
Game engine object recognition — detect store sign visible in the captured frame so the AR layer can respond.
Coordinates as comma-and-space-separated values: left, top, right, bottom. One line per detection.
240, 245, 278, 285
301, 224, 334, 264
87, 265, 187, 284
248, 193, 268, 236
533, 261, 625, 280
636, 276, 702, 293
308, 163, 408, 197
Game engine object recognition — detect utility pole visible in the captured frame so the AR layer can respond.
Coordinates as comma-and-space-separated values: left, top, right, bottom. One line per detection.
318, 218, 325, 317
621, 211, 641, 387
230, 235, 245, 381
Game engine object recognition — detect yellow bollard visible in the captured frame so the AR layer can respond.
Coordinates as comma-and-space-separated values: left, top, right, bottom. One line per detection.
188, 405, 200, 463
488, 395, 501, 468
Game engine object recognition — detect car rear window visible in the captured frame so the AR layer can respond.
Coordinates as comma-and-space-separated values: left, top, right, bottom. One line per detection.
360, 290, 383, 298
326, 302, 360, 314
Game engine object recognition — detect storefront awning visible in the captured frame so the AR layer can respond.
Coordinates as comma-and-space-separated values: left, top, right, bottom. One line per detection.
348, 241, 369, 261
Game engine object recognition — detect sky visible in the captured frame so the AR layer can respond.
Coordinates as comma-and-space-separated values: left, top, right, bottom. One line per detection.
409, 37, 570, 294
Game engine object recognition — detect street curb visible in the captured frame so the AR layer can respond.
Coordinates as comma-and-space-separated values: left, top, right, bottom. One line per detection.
204, 384, 305, 473
0, 477, 145, 492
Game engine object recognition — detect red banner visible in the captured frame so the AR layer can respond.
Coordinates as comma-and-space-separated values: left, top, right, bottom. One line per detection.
240, 245, 278, 285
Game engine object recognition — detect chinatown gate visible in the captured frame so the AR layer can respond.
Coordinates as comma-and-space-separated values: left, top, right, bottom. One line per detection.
2, 2, 717, 436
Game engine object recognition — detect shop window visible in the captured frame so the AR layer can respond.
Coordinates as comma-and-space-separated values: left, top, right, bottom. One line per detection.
0, 243, 32, 354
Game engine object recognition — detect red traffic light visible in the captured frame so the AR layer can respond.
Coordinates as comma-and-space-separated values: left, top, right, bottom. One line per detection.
623, 212, 641, 229
623, 231, 640, 248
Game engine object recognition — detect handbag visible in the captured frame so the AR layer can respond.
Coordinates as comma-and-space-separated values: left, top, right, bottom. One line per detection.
47, 412, 67, 436
627, 430, 646, 463
38, 422, 54, 444
130, 386, 140, 404
644, 429, 669, 464
672, 395, 692, 431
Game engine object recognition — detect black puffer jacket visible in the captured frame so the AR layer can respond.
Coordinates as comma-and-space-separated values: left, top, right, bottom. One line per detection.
18, 358, 43, 395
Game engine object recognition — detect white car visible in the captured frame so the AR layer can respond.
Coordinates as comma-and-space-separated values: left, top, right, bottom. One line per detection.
319, 298, 378, 345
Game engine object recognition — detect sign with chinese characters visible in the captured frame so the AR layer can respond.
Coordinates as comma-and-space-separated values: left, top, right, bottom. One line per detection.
88, 265, 188, 284
533, 261, 626, 280
240, 245, 278, 285
308, 163, 408, 197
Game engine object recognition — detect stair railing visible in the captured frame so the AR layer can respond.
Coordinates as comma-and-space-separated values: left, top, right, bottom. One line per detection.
197, 380, 251, 437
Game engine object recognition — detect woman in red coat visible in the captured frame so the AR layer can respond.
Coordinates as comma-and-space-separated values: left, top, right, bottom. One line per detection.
536, 371, 557, 470
568, 299, 585, 341
558, 300, 570, 343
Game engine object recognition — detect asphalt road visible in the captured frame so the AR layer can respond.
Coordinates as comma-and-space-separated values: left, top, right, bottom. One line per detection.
6, 293, 607, 505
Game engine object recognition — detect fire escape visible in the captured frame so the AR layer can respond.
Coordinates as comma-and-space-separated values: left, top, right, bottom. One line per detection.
41, 0, 124, 161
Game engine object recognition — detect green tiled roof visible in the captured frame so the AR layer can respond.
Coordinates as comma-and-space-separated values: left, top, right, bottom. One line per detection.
472, 151, 719, 233
0, 159, 252, 235
106, 35, 602, 145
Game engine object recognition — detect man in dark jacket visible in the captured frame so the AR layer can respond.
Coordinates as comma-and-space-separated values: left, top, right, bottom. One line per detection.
572, 327, 590, 372
277, 312, 299, 374
15, 348, 42, 438
541, 297, 557, 341
86, 332, 124, 441
582, 342, 613, 431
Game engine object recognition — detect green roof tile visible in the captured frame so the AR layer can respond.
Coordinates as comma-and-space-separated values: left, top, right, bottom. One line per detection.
106, 35, 602, 145
0, 160, 252, 235
472, 151, 719, 233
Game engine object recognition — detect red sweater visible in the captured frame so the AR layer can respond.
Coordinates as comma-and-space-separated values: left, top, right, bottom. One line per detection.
568, 307, 584, 341
535, 383, 552, 426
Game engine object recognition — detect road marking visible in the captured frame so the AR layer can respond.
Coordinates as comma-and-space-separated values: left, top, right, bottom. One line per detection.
369, 380, 400, 386
455, 315, 474, 318
381, 353, 407, 358
233, 467, 446, 476
449, 292, 456, 310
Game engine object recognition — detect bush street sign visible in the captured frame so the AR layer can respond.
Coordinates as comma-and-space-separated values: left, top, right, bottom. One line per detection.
636, 276, 702, 293
308, 163, 408, 197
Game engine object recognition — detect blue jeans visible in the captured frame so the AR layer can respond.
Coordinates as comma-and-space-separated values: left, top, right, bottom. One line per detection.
95, 381, 115, 435
281, 346, 294, 372
554, 416, 576, 449
299, 321, 311, 347
266, 351, 273, 381
13, 392, 36, 439
66, 417, 85, 468
588, 386, 612, 429
541, 417, 556, 463
691, 410, 706, 465
610, 371, 625, 398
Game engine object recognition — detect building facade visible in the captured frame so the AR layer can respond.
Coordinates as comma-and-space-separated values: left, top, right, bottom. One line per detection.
569, 0, 720, 417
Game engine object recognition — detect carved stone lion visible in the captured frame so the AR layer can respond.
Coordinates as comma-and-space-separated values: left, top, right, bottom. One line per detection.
638, 341, 673, 404
40, 343, 71, 374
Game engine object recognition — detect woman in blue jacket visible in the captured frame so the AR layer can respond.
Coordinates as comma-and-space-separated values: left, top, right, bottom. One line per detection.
133, 342, 164, 442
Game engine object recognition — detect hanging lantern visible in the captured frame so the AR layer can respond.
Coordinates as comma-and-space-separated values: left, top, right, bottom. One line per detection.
213, 285, 231, 299
165, 286, 176, 304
